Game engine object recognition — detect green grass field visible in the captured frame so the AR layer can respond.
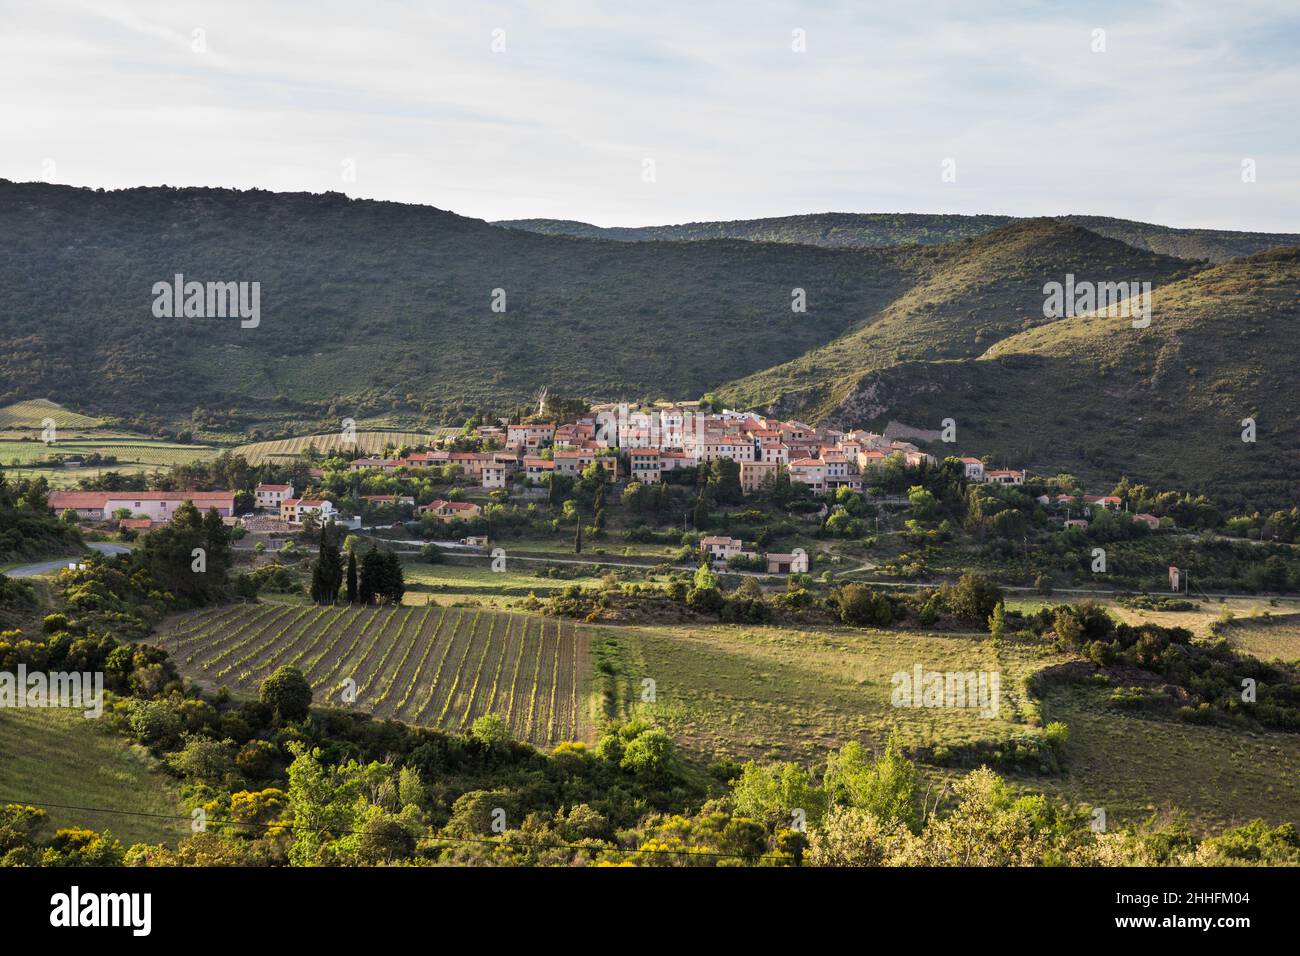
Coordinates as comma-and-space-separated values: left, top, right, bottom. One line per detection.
601, 620, 1056, 761
1036, 684, 1300, 831
1218, 613, 1300, 663
594, 616, 1300, 831
0, 708, 186, 846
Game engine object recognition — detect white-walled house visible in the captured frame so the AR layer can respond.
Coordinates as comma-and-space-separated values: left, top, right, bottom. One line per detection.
255, 483, 294, 511
280, 498, 336, 524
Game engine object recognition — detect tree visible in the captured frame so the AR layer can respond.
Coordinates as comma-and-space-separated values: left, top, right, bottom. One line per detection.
823, 736, 921, 832
310, 521, 344, 604
260, 666, 313, 721
138, 500, 227, 605
830, 584, 893, 627
946, 572, 1003, 624
731, 760, 826, 828
988, 600, 1008, 642
692, 495, 710, 530
574, 512, 583, 554
381, 550, 406, 604
359, 546, 385, 604
709, 458, 743, 504
346, 551, 358, 603
592, 479, 606, 534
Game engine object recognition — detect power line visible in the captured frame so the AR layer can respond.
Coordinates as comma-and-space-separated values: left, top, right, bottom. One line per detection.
0, 797, 770, 860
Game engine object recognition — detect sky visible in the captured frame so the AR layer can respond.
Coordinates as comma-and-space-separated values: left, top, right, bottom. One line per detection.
2, 0, 1298, 230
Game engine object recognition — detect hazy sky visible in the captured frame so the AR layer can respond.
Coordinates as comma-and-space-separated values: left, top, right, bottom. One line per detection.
3, 0, 1298, 230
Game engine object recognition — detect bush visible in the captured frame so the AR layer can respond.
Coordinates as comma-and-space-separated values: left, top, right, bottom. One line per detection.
830, 584, 893, 628
260, 666, 313, 721
945, 573, 1003, 624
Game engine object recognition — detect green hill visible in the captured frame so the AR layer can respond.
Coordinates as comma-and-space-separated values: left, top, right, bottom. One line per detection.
495, 212, 1016, 248
717, 220, 1197, 420
498, 212, 1300, 263
0, 180, 925, 432
819, 247, 1300, 510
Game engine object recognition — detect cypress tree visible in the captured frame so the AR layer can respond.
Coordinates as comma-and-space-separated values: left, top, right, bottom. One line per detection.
346, 551, 358, 604
593, 480, 606, 533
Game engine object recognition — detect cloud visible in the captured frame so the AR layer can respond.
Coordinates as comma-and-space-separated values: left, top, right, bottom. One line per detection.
1, 0, 1296, 230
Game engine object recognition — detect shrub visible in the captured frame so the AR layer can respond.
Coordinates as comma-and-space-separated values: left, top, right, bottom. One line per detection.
260, 666, 313, 721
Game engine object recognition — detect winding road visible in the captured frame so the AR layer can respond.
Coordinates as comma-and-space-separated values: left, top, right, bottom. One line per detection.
4, 543, 130, 578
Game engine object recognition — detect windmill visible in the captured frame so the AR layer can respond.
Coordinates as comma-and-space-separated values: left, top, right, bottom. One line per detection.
535, 385, 550, 419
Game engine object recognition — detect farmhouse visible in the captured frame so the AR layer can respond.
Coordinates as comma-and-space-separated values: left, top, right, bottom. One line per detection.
700, 535, 745, 563
48, 490, 236, 520
255, 483, 294, 510
280, 498, 335, 524
960, 457, 985, 481
419, 499, 483, 523
765, 551, 809, 574
350, 457, 400, 472
985, 469, 1025, 485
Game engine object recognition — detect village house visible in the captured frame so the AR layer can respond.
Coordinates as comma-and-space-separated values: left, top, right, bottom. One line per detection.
757, 440, 789, 465
349, 457, 401, 472
765, 551, 809, 575
857, 450, 888, 474
821, 452, 862, 492
699, 535, 745, 564
553, 449, 617, 479
523, 456, 555, 482
1084, 495, 1123, 510
506, 422, 556, 450
49, 490, 236, 520
418, 499, 483, 523
985, 469, 1025, 485
402, 450, 450, 468
657, 450, 692, 472
254, 483, 294, 511
628, 448, 662, 484
788, 457, 828, 494
960, 457, 985, 482
1134, 512, 1161, 530
739, 459, 782, 494
553, 422, 597, 448
280, 498, 336, 524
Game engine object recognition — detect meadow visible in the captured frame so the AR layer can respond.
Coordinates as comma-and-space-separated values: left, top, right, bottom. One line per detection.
153, 603, 592, 745
599, 620, 1058, 761
1217, 612, 1300, 663
0, 708, 185, 845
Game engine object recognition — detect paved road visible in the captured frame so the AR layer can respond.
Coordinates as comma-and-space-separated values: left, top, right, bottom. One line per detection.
5, 543, 130, 578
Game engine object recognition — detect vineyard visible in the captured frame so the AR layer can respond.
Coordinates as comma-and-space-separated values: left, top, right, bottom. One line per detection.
235, 430, 460, 465
0, 399, 102, 429
154, 604, 592, 744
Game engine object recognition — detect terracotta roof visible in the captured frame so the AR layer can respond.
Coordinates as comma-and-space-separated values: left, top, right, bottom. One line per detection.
49, 490, 234, 509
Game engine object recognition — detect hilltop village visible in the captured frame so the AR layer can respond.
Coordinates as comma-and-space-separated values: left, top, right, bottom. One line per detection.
40, 399, 1190, 588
